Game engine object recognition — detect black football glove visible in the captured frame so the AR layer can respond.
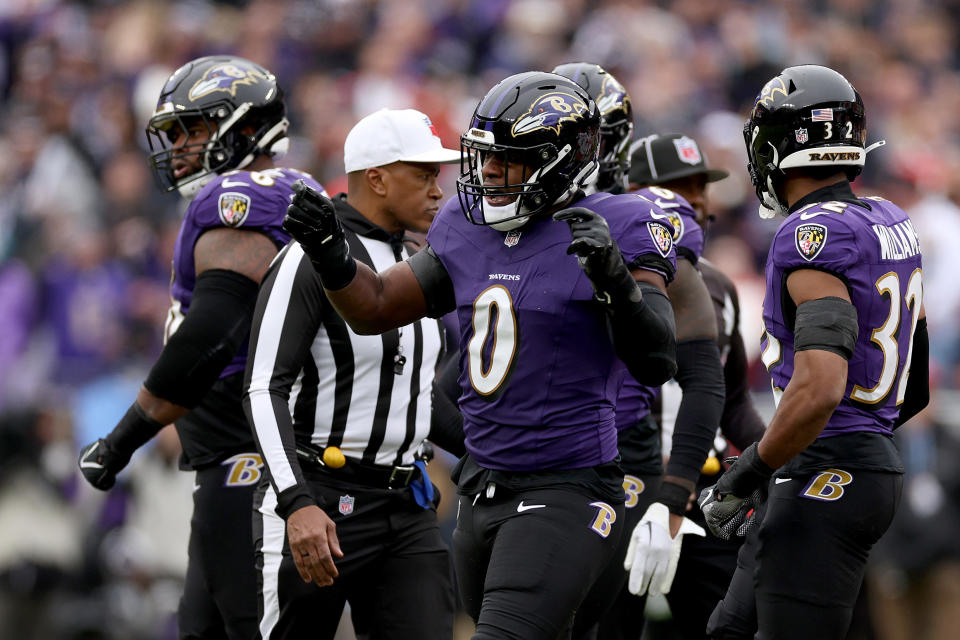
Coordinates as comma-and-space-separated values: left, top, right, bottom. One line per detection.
78, 402, 165, 491
698, 443, 774, 540
284, 180, 357, 290
78, 438, 132, 491
553, 207, 636, 304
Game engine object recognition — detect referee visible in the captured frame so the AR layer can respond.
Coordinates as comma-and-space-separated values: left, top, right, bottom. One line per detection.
243, 108, 458, 639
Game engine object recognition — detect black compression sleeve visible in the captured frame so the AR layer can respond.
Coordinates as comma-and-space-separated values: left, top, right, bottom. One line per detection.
611, 282, 678, 386
665, 338, 726, 486
145, 269, 259, 408
429, 352, 466, 457
408, 245, 456, 318
894, 317, 929, 429
720, 329, 767, 448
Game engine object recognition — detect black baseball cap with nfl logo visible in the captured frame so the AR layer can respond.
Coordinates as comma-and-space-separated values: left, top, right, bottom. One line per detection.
628, 133, 729, 186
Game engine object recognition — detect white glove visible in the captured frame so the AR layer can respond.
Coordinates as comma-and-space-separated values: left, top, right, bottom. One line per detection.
623, 502, 705, 596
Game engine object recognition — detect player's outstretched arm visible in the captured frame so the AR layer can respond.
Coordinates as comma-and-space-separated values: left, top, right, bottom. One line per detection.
79, 227, 277, 490
285, 180, 431, 334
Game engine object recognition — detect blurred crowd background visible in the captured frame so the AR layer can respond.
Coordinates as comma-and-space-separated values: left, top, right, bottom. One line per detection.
2, 0, 960, 638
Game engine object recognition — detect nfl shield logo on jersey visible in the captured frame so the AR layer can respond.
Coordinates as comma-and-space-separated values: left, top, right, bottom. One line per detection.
338, 495, 355, 516
795, 223, 828, 261
218, 192, 251, 227
504, 230, 522, 247
795, 128, 809, 144
673, 136, 702, 165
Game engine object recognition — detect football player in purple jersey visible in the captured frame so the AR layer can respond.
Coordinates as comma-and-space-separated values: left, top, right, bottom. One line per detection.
626, 132, 767, 640
700, 65, 929, 640
551, 64, 724, 640
282, 71, 683, 639
77, 56, 325, 639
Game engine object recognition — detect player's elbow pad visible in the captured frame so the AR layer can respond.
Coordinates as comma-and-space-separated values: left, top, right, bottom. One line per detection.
612, 282, 677, 386
145, 269, 259, 408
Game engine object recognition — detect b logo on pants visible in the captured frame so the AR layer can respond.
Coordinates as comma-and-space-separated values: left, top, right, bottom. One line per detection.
622, 475, 646, 509
589, 501, 617, 538
222, 453, 264, 487
801, 468, 852, 501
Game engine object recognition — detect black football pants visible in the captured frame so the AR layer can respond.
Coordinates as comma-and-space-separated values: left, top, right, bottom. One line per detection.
453, 483, 624, 640
707, 468, 902, 640
179, 453, 264, 640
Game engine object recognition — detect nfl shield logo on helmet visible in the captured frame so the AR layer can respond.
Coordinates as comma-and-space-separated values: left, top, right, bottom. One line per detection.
647, 221, 674, 258
795, 223, 828, 261
795, 128, 809, 144
338, 495, 355, 516
218, 192, 251, 227
673, 136, 702, 166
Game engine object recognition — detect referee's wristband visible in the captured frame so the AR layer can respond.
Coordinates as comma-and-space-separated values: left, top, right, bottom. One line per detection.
276, 485, 325, 520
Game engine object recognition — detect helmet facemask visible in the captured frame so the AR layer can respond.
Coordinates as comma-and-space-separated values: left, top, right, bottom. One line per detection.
595, 119, 633, 193
458, 129, 592, 231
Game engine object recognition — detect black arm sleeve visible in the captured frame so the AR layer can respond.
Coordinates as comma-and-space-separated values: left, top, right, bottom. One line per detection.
144, 269, 258, 408
429, 350, 466, 457
664, 338, 726, 490
720, 329, 767, 449
893, 317, 929, 429
408, 245, 456, 318
612, 282, 678, 386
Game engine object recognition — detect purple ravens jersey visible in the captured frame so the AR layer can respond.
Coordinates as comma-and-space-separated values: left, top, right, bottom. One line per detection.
618, 187, 704, 429
166, 168, 326, 378
426, 192, 677, 471
762, 196, 923, 437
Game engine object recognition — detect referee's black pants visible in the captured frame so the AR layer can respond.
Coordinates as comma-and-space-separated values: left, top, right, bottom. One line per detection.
253, 473, 454, 640
707, 468, 902, 640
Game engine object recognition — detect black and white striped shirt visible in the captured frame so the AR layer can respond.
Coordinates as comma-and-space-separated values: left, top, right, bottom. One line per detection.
243, 196, 443, 517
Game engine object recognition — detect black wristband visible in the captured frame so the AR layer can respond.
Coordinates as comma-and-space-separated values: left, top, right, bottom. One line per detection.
104, 402, 165, 458
720, 443, 774, 498
313, 251, 358, 291
275, 485, 323, 520
658, 479, 693, 516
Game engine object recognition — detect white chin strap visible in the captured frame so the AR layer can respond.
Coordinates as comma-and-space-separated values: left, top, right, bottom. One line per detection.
486, 201, 529, 231
177, 173, 215, 199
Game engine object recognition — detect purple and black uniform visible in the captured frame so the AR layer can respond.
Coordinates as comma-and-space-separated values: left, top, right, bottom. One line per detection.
421, 190, 676, 640
573, 187, 705, 639
762, 194, 919, 464
710, 183, 920, 640
616, 187, 704, 438
167, 167, 325, 640
427, 190, 676, 472
169, 168, 324, 468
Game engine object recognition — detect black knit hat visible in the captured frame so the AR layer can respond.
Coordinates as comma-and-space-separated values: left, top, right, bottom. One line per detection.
628, 133, 729, 186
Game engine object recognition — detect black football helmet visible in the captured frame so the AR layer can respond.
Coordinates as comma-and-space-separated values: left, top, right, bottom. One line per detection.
146, 55, 289, 197
457, 71, 601, 231
552, 62, 633, 193
745, 64, 883, 217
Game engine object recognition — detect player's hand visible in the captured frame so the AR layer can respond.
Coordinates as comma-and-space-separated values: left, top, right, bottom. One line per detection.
623, 502, 705, 596
553, 207, 630, 300
77, 438, 131, 491
698, 443, 773, 540
287, 504, 344, 586
285, 181, 356, 290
